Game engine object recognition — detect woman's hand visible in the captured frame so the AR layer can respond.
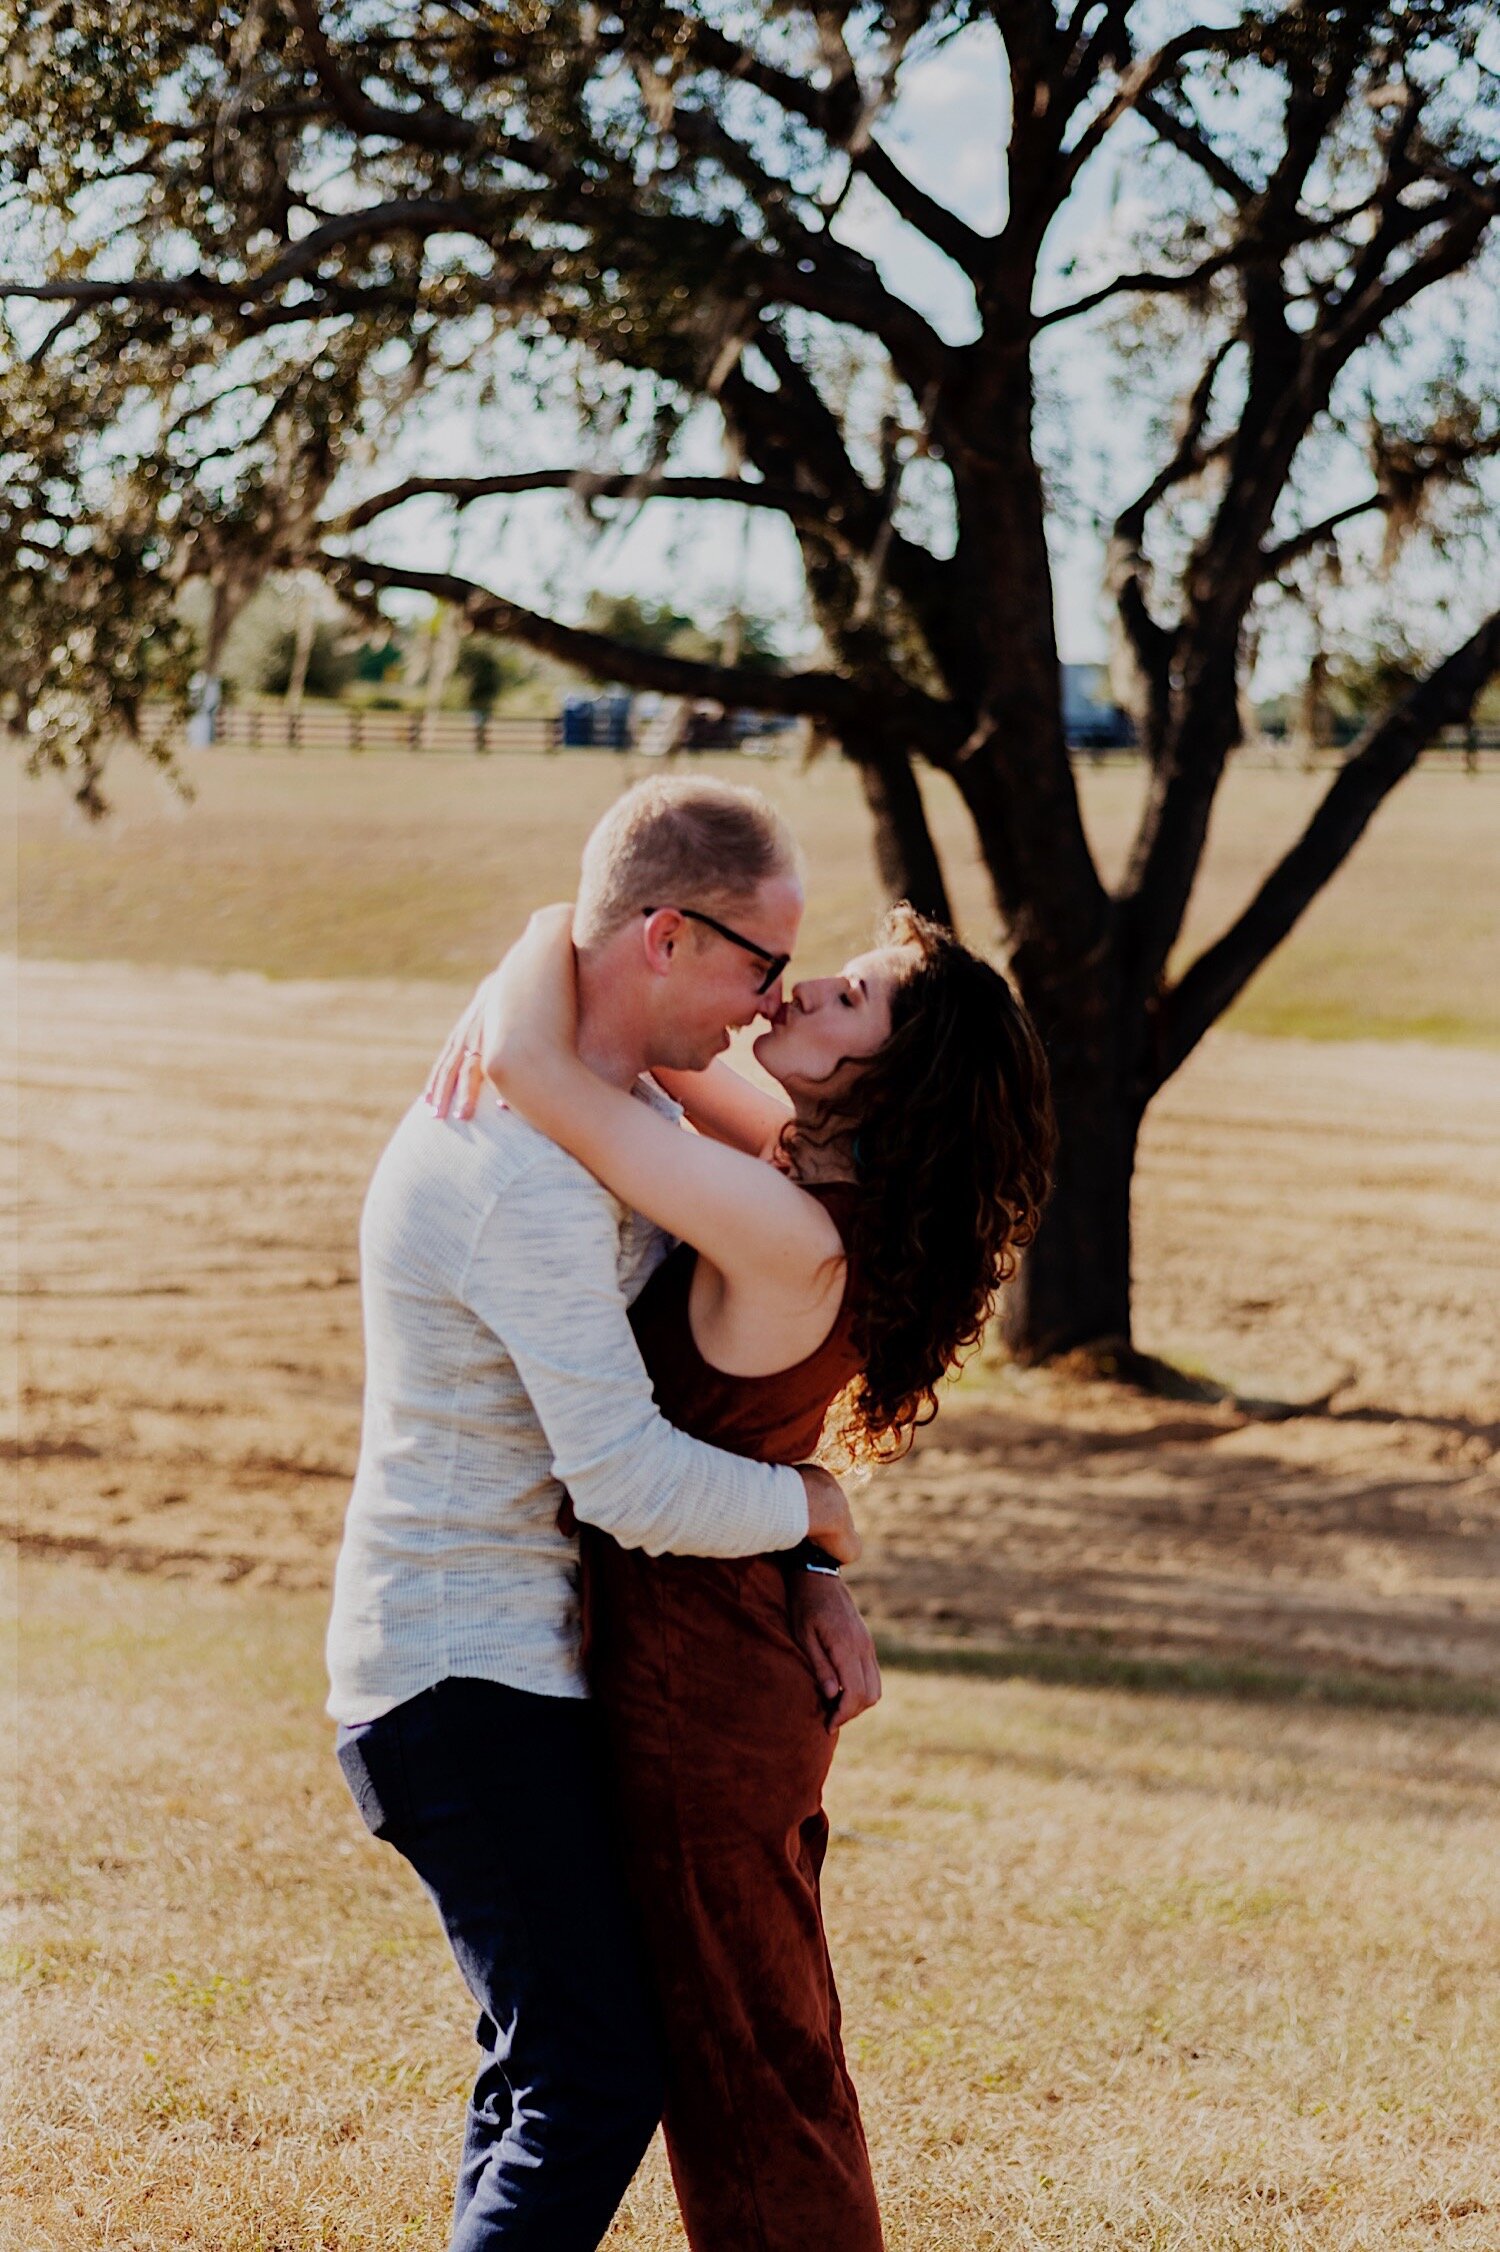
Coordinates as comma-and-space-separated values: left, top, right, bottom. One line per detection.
789, 1575, 882, 1734
424, 986, 489, 1121
425, 904, 578, 1121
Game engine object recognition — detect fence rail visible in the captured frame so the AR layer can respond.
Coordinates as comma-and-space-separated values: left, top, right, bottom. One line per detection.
150, 703, 1500, 766
215, 705, 564, 755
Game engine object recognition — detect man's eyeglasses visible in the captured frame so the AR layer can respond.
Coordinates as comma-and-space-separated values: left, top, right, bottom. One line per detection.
641, 906, 789, 996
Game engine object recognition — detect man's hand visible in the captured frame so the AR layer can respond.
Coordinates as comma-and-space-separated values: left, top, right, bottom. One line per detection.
796, 1463, 861, 1566
790, 1573, 881, 1733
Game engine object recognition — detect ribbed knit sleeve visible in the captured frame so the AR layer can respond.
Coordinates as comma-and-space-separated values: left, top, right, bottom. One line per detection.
463, 1158, 809, 1559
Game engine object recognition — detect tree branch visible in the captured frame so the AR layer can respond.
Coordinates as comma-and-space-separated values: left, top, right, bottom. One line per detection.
754, 250, 949, 397
331, 469, 846, 540
848, 737, 956, 926
1325, 192, 1497, 367
663, 12, 986, 280
721, 330, 874, 515
1122, 338, 1235, 533
1135, 90, 1254, 204
667, 15, 858, 139
1257, 494, 1387, 578
1155, 605, 1500, 1083
660, 104, 949, 390
318, 552, 942, 735
1060, 0, 1133, 99
1034, 247, 1237, 330
717, 336, 954, 644
1061, 25, 1250, 185
0, 276, 231, 309
289, 0, 486, 155
1106, 338, 1233, 729
1122, 26, 1389, 770
25, 305, 88, 362
0, 196, 512, 317
851, 139, 989, 279
1317, 86, 1441, 323
1146, 186, 1496, 765
220, 197, 513, 299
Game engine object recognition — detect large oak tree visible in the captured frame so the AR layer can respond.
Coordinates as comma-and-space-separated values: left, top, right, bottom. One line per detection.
4, 1, 1497, 1361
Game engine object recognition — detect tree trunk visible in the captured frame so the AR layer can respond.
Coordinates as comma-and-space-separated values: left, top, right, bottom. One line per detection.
286, 576, 318, 719
994, 914, 1146, 1363
999, 1040, 1139, 1364
1293, 641, 1330, 772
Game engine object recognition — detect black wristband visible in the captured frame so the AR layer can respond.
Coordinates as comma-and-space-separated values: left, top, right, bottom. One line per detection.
791, 1537, 842, 1577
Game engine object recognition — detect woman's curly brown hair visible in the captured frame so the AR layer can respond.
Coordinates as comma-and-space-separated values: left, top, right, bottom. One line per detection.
793, 905, 1057, 1464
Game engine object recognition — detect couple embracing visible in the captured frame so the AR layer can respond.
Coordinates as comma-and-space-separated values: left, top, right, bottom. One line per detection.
327, 776, 1053, 2251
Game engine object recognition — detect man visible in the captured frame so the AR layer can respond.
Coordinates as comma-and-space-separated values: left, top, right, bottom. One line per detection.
328, 775, 879, 2252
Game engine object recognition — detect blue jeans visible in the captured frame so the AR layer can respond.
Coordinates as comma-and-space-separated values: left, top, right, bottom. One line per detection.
336, 1676, 664, 2252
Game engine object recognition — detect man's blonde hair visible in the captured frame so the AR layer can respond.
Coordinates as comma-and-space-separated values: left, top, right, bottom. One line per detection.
574, 775, 801, 947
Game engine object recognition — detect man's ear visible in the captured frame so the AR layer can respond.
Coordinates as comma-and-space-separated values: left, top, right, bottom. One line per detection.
641, 907, 686, 978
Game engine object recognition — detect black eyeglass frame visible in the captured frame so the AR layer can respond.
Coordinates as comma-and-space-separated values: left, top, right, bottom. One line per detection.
640, 906, 789, 996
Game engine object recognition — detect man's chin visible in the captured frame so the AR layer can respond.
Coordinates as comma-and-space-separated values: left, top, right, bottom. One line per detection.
656, 1031, 732, 1074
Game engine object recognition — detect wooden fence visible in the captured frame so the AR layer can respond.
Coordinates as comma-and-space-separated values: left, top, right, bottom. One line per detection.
215, 704, 564, 755
179, 704, 1500, 766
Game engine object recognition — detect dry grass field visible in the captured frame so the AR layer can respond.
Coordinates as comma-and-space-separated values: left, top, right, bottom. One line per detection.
12, 1557, 1500, 2252
8, 744, 1500, 2247
12, 745, 1500, 1042
13, 955, 1500, 1684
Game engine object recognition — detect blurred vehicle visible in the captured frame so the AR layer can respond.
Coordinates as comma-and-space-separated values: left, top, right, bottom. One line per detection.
560, 692, 633, 749
1062, 663, 1135, 752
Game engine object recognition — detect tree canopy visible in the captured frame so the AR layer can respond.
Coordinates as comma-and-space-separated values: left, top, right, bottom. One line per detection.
5, 0, 1497, 1356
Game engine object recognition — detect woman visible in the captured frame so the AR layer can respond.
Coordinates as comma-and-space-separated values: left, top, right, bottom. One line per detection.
431, 899, 1054, 2252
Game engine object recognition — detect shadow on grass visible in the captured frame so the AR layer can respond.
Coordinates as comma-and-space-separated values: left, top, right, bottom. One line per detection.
1037, 1339, 1355, 1422
1035, 1341, 1500, 1447
874, 1633, 1500, 1718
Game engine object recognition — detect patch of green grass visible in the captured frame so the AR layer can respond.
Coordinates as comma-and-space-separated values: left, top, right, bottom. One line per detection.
875, 1634, 1500, 1715
1230, 998, 1500, 1045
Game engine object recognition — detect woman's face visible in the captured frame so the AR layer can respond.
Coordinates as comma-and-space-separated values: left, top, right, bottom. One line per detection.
752, 942, 918, 1096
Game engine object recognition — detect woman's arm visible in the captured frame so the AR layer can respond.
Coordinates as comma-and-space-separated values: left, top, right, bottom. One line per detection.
466, 910, 844, 1294
650, 1057, 793, 1158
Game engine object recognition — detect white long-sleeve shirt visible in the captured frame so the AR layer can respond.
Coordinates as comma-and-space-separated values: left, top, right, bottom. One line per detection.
325, 1085, 808, 1720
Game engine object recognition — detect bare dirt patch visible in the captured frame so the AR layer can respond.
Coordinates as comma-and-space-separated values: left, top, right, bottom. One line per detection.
14, 959, 1499, 1686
